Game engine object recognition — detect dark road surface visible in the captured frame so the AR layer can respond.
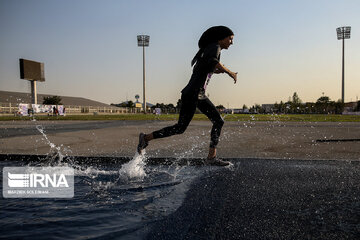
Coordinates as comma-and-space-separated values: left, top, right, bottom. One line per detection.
146, 159, 360, 239
0, 120, 152, 139
1, 120, 360, 239
0, 155, 359, 239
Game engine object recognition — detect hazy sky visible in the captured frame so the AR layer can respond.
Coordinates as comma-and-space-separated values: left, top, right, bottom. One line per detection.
0, 0, 359, 107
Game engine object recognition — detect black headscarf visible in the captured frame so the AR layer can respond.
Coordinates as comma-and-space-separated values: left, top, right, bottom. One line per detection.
191, 26, 234, 66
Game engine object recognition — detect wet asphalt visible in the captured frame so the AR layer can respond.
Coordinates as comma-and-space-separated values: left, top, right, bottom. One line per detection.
146, 159, 360, 239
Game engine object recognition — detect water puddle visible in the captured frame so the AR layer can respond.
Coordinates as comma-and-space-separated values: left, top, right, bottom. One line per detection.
0, 123, 232, 239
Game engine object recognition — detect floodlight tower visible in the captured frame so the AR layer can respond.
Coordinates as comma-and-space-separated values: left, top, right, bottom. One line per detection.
336, 26, 351, 103
137, 35, 150, 114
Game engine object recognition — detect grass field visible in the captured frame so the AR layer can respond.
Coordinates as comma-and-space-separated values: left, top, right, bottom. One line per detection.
0, 114, 360, 122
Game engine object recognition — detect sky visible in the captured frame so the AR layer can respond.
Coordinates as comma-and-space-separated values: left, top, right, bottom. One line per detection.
0, 0, 359, 108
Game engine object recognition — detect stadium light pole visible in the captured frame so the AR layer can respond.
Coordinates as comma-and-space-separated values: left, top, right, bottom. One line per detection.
137, 35, 150, 114
336, 26, 351, 103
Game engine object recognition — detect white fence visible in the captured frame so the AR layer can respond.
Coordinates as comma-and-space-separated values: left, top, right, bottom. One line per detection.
342, 111, 360, 116
0, 102, 140, 115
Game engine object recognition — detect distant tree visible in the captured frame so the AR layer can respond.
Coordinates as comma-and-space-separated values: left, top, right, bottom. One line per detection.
290, 92, 302, 113
274, 102, 279, 113
216, 105, 225, 110
292, 92, 302, 104
242, 104, 248, 110
272, 92, 344, 114
315, 96, 332, 114
43, 96, 62, 105
316, 96, 331, 104
126, 101, 134, 108
150, 103, 176, 113
303, 102, 315, 114
276, 101, 286, 113
250, 104, 262, 113
334, 100, 344, 114
167, 103, 175, 110
176, 99, 182, 110
155, 103, 165, 110
166, 104, 176, 113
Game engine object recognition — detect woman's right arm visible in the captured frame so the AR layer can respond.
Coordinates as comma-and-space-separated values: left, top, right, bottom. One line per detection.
214, 62, 237, 84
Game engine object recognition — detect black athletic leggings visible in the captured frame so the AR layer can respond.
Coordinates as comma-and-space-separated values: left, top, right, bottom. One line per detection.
152, 94, 224, 148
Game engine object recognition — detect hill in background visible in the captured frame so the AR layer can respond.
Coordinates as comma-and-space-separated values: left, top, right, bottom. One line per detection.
0, 90, 110, 107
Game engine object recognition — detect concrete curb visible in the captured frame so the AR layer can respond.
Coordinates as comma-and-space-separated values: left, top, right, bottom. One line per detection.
1, 154, 359, 166
0, 153, 206, 166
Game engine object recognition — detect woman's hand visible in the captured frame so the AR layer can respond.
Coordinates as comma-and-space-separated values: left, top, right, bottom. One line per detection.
227, 71, 238, 84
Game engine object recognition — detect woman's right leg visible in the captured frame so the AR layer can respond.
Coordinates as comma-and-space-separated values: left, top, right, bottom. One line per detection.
138, 95, 197, 153
151, 97, 197, 139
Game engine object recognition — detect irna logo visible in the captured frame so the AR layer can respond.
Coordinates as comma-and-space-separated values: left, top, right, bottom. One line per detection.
8, 172, 69, 188
3, 167, 74, 198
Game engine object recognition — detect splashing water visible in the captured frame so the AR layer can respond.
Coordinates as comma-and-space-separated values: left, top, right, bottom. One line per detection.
35, 125, 114, 177
34, 125, 205, 184
36, 125, 65, 164
35, 124, 148, 181
119, 151, 147, 180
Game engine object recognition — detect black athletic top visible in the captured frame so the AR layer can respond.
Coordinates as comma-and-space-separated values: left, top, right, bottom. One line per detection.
181, 43, 221, 98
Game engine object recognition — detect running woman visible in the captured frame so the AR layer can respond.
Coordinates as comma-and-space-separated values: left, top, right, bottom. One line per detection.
137, 26, 237, 166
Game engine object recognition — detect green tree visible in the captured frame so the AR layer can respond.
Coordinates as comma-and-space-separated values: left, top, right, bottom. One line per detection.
176, 99, 182, 110
166, 104, 176, 113
43, 96, 62, 105
290, 92, 302, 113
316, 96, 331, 104
334, 100, 344, 114
250, 104, 262, 113
151, 103, 176, 113
276, 101, 285, 113
216, 105, 225, 110
126, 101, 134, 108
292, 92, 302, 104
315, 96, 331, 113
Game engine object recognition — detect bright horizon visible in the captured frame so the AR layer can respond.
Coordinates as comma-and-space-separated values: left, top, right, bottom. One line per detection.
0, 0, 359, 108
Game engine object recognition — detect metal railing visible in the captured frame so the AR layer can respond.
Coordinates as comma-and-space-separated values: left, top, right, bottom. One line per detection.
0, 103, 18, 114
